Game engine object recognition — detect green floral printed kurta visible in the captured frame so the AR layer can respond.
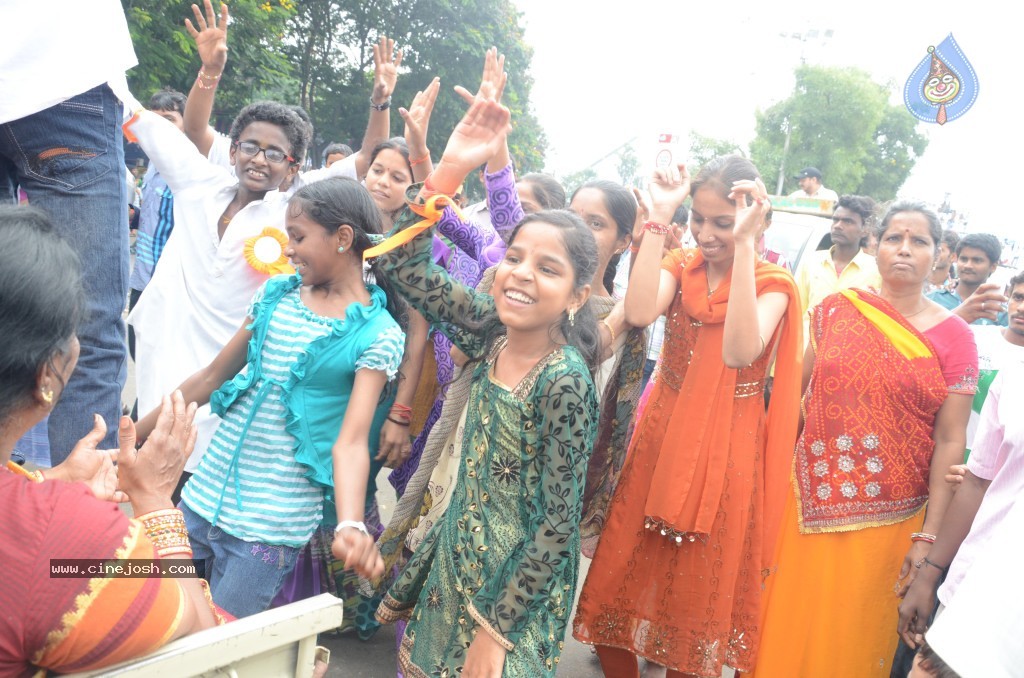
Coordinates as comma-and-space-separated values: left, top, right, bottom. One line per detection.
375, 199, 599, 677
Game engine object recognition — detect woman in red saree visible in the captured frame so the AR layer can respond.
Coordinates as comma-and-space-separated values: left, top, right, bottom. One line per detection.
0, 206, 221, 677
573, 156, 803, 677
752, 201, 977, 677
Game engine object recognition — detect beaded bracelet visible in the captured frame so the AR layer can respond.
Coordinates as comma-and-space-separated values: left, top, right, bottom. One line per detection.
642, 221, 670, 236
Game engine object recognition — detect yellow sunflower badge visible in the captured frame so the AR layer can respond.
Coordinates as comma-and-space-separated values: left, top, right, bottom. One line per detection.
243, 227, 295, 276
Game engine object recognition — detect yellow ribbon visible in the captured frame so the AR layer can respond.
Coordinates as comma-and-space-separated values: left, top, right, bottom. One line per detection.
362, 194, 463, 260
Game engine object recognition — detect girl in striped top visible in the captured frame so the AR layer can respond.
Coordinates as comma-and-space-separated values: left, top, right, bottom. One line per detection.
135, 177, 405, 618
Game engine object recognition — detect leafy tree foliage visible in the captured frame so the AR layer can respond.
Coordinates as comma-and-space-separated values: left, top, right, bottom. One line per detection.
750, 65, 927, 201
687, 132, 744, 173
123, 0, 546, 171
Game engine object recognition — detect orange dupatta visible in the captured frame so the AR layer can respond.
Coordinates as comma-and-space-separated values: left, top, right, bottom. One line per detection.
643, 252, 803, 566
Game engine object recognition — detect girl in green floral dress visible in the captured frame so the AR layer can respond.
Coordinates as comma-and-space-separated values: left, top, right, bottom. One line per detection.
361, 87, 600, 677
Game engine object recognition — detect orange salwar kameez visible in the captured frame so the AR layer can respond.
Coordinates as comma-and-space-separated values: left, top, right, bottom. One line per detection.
573, 249, 802, 677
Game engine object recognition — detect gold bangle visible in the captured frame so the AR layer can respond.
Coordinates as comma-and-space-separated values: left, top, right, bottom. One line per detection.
601, 318, 616, 346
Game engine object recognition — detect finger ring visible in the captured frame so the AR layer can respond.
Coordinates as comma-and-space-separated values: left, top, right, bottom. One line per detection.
982, 302, 986, 311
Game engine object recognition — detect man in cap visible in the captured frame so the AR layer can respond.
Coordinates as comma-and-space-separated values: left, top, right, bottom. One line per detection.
789, 167, 839, 202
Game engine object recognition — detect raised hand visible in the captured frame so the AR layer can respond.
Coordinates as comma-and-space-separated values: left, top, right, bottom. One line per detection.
432, 97, 512, 195
184, 0, 229, 74
454, 47, 507, 106
728, 178, 770, 243
372, 36, 403, 104
955, 282, 1008, 324
647, 163, 690, 225
401, 77, 440, 158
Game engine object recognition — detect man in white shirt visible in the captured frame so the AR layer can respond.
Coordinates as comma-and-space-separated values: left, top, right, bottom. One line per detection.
789, 167, 839, 202
0, 0, 138, 461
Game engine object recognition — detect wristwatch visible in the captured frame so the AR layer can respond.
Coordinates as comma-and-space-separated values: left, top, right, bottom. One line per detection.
369, 96, 391, 112
334, 520, 369, 535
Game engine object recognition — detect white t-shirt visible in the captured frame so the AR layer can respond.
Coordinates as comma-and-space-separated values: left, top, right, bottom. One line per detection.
0, 0, 137, 123
966, 326, 1024, 455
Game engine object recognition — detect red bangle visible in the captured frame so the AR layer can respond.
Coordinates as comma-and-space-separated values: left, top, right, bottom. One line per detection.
409, 152, 430, 166
642, 221, 670, 236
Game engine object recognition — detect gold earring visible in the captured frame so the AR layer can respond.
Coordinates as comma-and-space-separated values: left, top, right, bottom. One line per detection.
41, 388, 54, 405
568, 307, 576, 327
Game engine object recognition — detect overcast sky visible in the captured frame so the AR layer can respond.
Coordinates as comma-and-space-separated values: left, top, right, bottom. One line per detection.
510, 0, 1021, 237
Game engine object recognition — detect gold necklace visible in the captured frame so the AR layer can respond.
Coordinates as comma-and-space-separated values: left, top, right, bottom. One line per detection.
902, 303, 928, 318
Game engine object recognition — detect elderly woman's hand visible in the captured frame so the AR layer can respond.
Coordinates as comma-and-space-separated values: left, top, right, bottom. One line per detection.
45, 414, 127, 502
117, 391, 198, 514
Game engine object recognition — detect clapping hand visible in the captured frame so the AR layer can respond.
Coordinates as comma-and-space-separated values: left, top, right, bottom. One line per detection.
372, 36, 403, 105
453, 47, 507, 107
185, 0, 229, 74
647, 163, 690, 225
728, 178, 770, 243
50, 414, 127, 503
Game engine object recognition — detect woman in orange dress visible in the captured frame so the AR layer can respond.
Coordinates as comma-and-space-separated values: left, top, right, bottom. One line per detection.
573, 156, 803, 677
752, 201, 977, 677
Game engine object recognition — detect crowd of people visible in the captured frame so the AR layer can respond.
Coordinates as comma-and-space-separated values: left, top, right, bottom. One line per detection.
2, 2, 1021, 677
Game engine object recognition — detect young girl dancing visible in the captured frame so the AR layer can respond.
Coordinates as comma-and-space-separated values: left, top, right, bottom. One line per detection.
573, 157, 804, 677
349, 93, 601, 677
137, 178, 405, 618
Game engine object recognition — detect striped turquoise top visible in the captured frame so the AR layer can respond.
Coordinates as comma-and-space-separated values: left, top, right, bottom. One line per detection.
182, 277, 403, 546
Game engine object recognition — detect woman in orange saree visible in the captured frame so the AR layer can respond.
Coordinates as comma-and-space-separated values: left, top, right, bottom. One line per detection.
0, 206, 222, 677
573, 156, 803, 678
752, 201, 977, 677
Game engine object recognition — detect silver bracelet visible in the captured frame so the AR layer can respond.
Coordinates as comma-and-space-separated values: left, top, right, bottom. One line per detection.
334, 520, 369, 535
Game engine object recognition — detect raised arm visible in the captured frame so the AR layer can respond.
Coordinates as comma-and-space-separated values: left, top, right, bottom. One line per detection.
400, 77, 439, 183
182, 0, 228, 157
721, 178, 789, 368
625, 167, 688, 327
350, 36, 401, 179
125, 110, 227, 196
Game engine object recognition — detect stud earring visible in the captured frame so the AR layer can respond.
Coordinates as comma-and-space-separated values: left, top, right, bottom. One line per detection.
337, 245, 345, 254
568, 307, 576, 327
41, 388, 54, 405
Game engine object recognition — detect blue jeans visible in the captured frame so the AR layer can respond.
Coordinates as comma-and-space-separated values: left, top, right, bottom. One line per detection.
0, 85, 128, 461
181, 502, 301, 619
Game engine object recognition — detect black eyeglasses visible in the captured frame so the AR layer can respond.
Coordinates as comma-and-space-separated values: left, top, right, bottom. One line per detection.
234, 141, 295, 165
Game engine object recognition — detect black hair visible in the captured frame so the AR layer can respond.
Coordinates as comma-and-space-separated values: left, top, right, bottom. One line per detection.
955, 232, 1002, 266
940, 229, 960, 252
690, 155, 761, 203
836, 194, 877, 227
322, 142, 353, 165
671, 205, 689, 226
572, 180, 636, 294
917, 642, 962, 678
287, 177, 405, 328
148, 87, 186, 115
368, 138, 412, 174
0, 206, 83, 421
1009, 269, 1024, 291
287, 104, 315, 137
519, 173, 566, 210
229, 101, 311, 165
466, 209, 601, 371
876, 200, 943, 255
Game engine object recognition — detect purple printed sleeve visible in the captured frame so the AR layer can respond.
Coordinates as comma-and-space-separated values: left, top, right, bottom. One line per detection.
435, 163, 522, 269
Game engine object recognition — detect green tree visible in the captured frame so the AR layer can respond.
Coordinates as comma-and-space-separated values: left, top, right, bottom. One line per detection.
560, 167, 597, 197
616, 144, 640, 188
122, 0, 297, 126
688, 132, 744, 171
749, 65, 927, 199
